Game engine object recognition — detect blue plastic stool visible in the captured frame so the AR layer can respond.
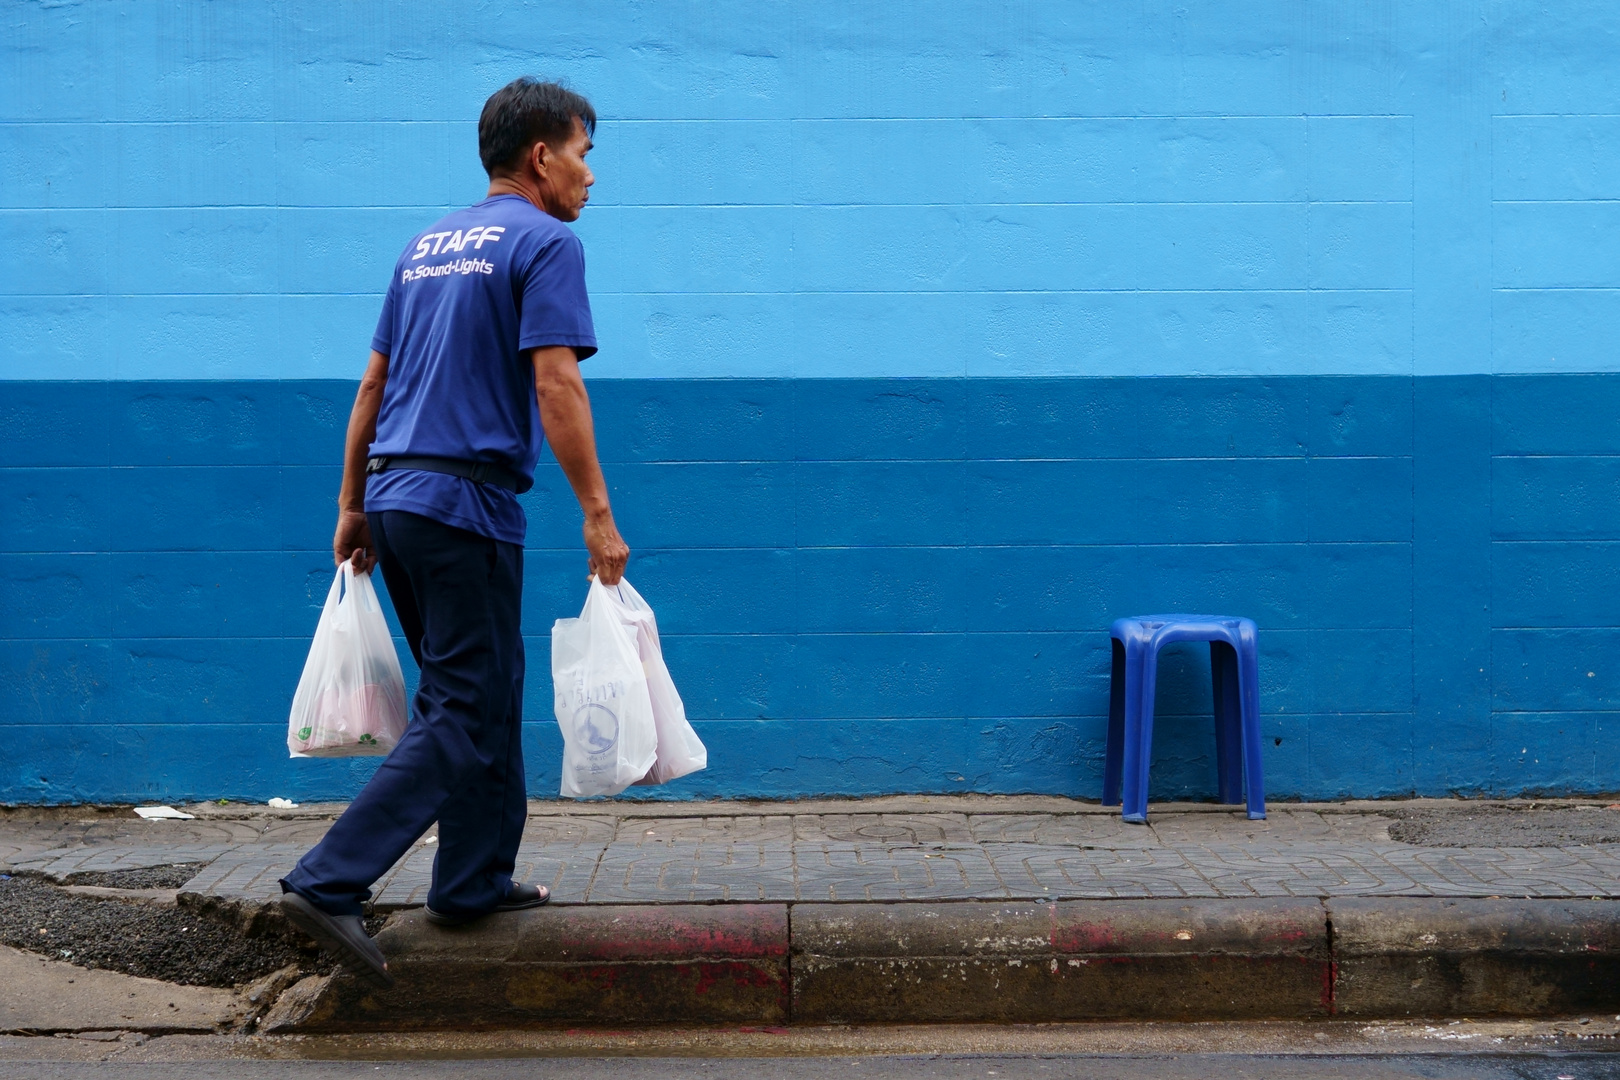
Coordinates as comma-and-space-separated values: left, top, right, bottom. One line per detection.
1102, 614, 1265, 824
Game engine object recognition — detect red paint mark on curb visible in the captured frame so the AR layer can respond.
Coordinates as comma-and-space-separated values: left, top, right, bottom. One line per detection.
1321, 960, 1338, 1015
692, 960, 783, 997
544, 905, 789, 961
552, 959, 787, 1002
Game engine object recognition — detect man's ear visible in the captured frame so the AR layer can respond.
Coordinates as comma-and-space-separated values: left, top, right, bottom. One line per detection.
530, 140, 549, 177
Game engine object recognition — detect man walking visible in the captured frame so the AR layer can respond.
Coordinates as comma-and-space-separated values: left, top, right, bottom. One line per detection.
278, 78, 627, 986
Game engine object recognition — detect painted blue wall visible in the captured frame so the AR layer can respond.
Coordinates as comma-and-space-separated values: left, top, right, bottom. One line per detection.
4, 2, 1620, 802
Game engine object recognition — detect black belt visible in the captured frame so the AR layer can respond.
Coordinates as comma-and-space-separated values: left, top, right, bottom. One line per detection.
366, 455, 530, 494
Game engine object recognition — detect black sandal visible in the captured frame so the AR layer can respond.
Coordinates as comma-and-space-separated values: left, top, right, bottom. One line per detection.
280, 892, 394, 988
425, 882, 550, 926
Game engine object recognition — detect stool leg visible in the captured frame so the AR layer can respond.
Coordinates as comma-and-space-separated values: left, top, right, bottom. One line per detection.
1237, 628, 1266, 821
1211, 641, 1243, 804
1103, 638, 1126, 806
1122, 642, 1158, 824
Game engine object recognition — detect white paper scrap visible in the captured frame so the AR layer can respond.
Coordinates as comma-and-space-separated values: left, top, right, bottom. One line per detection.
267, 797, 300, 809
133, 805, 195, 820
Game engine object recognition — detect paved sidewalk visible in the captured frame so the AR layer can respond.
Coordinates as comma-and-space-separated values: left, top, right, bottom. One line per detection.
8, 797, 1620, 907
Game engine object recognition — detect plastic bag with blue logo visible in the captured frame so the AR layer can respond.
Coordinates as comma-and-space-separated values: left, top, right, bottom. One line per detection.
287, 563, 408, 758
604, 578, 707, 786
551, 576, 659, 797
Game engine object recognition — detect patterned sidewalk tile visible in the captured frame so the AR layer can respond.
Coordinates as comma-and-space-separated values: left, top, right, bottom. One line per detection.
522, 816, 619, 845
794, 814, 976, 846
587, 842, 795, 902
1383, 848, 1558, 896
615, 816, 792, 844
15, 844, 238, 881
1566, 844, 1620, 871
0, 824, 93, 868
256, 820, 336, 846
14, 817, 1620, 906
1178, 843, 1419, 898
1297, 849, 1431, 897
518, 841, 605, 904
1417, 847, 1620, 897
968, 814, 1163, 848
682, 843, 800, 902
1082, 848, 1221, 899
1322, 814, 1398, 844
175, 845, 307, 900
370, 846, 440, 908
795, 844, 1006, 901
981, 843, 1090, 896
77, 821, 274, 846
982, 844, 1217, 899
373, 842, 604, 907
1149, 811, 1338, 846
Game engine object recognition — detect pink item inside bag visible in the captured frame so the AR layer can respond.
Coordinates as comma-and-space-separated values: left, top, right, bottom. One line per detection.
287, 564, 409, 758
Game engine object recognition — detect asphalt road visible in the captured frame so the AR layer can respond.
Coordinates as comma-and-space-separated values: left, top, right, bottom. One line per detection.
4, 1057, 1620, 1079
0, 876, 312, 987
1386, 805, 1620, 847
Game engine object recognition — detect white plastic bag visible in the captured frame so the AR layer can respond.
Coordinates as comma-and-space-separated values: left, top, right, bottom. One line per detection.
551, 577, 659, 797
606, 579, 708, 786
287, 563, 408, 758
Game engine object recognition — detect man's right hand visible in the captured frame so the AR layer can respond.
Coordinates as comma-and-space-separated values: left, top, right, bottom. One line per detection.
334, 351, 388, 574
585, 510, 629, 585
334, 508, 376, 572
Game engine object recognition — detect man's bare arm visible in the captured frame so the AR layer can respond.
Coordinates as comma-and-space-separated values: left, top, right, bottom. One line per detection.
532, 345, 629, 584
334, 350, 390, 570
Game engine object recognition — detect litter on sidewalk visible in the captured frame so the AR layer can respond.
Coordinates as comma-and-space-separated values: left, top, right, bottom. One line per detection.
132, 805, 194, 820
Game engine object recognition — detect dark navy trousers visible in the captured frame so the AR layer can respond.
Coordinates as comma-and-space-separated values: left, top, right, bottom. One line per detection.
281, 509, 527, 919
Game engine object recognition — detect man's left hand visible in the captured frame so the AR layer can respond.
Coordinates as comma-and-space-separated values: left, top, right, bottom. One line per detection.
334, 508, 376, 572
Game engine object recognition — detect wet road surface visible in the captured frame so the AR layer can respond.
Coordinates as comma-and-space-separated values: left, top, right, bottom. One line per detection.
2, 1053, 1620, 1079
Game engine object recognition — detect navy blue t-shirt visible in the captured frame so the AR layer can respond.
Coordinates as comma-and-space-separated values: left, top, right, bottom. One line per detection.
366, 194, 596, 544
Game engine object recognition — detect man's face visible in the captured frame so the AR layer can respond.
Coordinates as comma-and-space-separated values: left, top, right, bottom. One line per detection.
534, 117, 594, 222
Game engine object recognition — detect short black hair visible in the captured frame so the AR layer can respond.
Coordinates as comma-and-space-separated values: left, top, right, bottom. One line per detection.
478, 77, 596, 177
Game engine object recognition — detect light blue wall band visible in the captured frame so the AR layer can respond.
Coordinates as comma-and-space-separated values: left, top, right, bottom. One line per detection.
4, 2, 1620, 378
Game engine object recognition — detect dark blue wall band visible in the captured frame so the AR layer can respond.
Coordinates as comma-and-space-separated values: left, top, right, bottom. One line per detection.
3, 375, 1618, 803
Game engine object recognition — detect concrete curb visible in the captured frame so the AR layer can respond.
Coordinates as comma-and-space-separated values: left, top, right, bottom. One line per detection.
793, 899, 1328, 1023
262, 899, 1620, 1031
264, 904, 789, 1032
1329, 898, 1620, 1018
